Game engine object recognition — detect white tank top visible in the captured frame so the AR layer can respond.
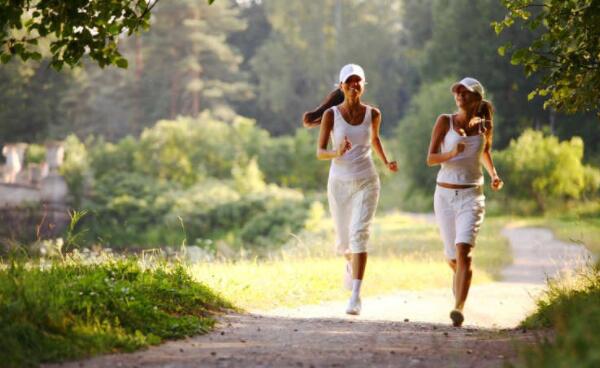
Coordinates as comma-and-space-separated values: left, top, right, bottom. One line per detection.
329, 105, 377, 181
436, 114, 485, 186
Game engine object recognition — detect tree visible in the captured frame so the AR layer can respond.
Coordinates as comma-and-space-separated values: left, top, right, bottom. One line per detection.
251, 0, 407, 135
0, 0, 216, 70
494, 0, 600, 114
394, 77, 456, 195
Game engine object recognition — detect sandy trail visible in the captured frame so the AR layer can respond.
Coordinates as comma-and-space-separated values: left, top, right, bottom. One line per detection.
264, 226, 592, 329
46, 225, 592, 368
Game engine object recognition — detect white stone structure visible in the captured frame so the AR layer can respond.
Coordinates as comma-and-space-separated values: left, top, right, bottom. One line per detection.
0, 141, 70, 240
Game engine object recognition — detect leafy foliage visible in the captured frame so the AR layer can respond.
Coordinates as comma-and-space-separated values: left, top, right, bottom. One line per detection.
494, 129, 598, 211
494, 0, 600, 113
394, 77, 456, 196
0, 1, 219, 70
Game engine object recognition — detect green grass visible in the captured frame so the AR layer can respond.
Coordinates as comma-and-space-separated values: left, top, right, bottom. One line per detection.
0, 212, 513, 365
190, 212, 511, 310
514, 263, 600, 368
190, 256, 493, 310
0, 257, 232, 367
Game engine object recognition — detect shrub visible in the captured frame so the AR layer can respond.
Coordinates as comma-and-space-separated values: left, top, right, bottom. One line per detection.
495, 130, 588, 211
239, 201, 311, 249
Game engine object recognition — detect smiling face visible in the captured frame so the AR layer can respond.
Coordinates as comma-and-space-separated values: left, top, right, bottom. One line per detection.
453, 85, 481, 110
340, 74, 365, 99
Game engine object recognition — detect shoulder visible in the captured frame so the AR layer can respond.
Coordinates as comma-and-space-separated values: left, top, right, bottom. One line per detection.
434, 114, 450, 130
323, 107, 335, 119
321, 108, 335, 127
367, 105, 381, 120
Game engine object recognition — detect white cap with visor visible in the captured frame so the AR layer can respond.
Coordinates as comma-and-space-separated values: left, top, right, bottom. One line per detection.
339, 64, 366, 84
451, 77, 484, 97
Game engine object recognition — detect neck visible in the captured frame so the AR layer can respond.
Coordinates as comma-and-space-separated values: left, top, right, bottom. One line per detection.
343, 96, 361, 109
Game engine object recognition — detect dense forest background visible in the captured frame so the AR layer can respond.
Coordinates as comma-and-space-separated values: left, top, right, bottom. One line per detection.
1, 0, 598, 248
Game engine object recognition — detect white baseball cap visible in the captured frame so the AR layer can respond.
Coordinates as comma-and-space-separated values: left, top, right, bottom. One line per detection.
451, 77, 484, 97
339, 64, 366, 83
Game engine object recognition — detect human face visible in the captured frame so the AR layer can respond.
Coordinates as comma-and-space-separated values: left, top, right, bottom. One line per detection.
453, 85, 481, 109
340, 74, 365, 99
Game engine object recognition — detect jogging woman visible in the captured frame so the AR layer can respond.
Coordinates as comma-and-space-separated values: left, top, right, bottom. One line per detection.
316, 64, 397, 315
427, 77, 503, 326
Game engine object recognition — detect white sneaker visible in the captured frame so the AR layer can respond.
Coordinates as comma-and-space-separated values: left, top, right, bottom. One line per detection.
345, 296, 361, 315
343, 262, 352, 290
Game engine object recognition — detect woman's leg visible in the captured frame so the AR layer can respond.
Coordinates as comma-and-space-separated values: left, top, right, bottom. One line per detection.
345, 177, 380, 314
328, 178, 353, 289
352, 252, 368, 280
434, 187, 458, 296
454, 243, 473, 311
328, 178, 352, 256
450, 187, 484, 326
447, 259, 457, 296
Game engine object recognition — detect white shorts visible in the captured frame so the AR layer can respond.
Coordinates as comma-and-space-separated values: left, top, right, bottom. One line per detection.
327, 175, 380, 255
434, 185, 485, 260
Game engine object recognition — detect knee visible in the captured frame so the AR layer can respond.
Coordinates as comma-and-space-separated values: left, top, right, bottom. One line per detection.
447, 259, 457, 271
456, 244, 472, 265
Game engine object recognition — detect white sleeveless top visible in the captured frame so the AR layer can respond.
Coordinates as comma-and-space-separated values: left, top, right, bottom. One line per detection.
329, 105, 377, 181
436, 114, 485, 186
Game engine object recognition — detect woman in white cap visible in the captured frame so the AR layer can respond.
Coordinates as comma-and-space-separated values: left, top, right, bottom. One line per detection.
315, 64, 397, 315
427, 77, 503, 327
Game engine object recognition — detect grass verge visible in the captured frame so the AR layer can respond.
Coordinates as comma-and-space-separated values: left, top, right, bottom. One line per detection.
0, 257, 232, 367
513, 262, 600, 367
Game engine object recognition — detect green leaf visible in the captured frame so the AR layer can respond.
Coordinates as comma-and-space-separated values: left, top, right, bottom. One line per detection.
116, 58, 129, 68
30, 52, 42, 61
0, 53, 11, 64
498, 45, 506, 56
527, 91, 537, 101
511, 49, 528, 65
108, 24, 121, 35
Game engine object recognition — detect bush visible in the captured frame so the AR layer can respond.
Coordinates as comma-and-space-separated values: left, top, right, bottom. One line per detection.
495, 130, 589, 211
240, 201, 312, 249
60, 134, 91, 207
84, 172, 176, 247
25, 144, 45, 164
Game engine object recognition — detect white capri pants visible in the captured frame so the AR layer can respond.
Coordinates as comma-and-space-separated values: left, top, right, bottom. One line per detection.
434, 186, 485, 260
327, 175, 380, 255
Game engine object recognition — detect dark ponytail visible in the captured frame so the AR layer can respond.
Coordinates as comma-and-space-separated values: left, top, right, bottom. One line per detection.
303, 88, 345, 126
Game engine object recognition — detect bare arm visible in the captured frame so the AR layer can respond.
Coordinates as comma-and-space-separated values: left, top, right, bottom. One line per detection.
426, 114, 464, 166
370, 108, 397, 172
480, 113, 503, 190
316, 109, 350, 160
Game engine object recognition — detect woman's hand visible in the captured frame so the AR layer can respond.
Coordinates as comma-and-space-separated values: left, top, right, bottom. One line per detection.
337, 136, 352, 157
452, 142, 466, 157
386, 161, 398, 173
491, 174, 503, 191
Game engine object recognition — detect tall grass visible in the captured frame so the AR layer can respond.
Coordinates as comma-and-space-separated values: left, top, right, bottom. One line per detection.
190, 212, 509, 310
0, 255, 232, 367
514, 263, 600, 367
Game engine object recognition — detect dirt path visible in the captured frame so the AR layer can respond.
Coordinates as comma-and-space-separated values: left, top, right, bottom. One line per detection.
46, 225, 591, 368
